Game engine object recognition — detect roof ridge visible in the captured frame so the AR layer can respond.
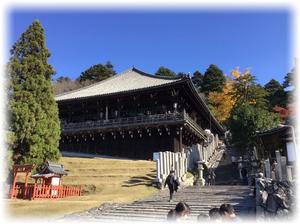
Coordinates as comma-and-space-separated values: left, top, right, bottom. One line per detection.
132, 67, 182, 80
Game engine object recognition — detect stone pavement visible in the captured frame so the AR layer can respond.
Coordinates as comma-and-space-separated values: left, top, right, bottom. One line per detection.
64, 185, 255, 222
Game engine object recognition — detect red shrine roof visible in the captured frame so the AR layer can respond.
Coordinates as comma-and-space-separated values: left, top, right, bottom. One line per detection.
55, 67, 182, 101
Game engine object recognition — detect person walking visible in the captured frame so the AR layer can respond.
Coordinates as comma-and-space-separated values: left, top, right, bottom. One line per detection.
164, 170, 179, 202
241, 167, 248, 185
206, 168, 216, 186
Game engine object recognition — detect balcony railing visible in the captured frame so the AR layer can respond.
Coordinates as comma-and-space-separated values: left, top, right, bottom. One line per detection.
183, 112, 206, 138
61, 112, 206, 137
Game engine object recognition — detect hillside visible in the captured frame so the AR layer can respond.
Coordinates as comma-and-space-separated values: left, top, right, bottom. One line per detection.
7, 156, 158, 220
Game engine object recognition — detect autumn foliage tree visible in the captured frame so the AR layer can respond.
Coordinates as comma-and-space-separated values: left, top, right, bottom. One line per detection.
208, 80, 235, 125
228, 67, 280, 149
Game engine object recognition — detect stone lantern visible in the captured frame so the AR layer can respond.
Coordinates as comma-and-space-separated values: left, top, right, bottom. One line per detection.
195, 160, 206, 186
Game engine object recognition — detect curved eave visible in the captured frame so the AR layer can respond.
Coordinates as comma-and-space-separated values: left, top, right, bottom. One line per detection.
184, 78, 225, 135
257, 126, 288, 137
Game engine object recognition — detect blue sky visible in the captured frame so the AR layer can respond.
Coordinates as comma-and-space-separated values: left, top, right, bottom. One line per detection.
9, 9, 293, 85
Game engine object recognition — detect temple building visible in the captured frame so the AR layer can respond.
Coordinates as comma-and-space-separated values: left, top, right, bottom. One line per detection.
55, 67, 224, 159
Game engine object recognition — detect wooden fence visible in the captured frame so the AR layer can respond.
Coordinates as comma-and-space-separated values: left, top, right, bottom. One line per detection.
10, 183, 81, 200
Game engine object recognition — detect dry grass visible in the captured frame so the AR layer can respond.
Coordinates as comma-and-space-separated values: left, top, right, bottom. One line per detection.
6, 156, 158, 220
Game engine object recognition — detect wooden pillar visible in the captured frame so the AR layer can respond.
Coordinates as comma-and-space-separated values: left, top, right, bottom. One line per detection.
105, 105, 108, 120
68, 105, 71, 122
179, 127, 183, 152
10, 170, 18, 199
32, 179, 38, 200
23, 171, 29, 199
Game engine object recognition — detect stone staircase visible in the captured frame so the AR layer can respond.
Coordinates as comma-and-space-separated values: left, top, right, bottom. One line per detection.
64, 185, 255, 222
207, 148, 225, 169
214, 150, 241, 185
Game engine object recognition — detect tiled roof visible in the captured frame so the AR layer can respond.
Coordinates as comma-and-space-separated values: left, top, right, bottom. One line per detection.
38, 161, 67, 175
55, 67, 182, 101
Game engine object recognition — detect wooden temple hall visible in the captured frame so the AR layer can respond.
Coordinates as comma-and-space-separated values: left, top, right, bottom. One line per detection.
55, 67, 224, 159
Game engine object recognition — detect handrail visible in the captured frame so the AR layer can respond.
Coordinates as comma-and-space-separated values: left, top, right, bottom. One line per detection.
61, 112, 206, 138
62, 113, 183, 131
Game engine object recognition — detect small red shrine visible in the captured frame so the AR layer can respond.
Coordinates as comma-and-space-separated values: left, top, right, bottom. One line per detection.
10, 161, 81, 200
31, 161, 67, 186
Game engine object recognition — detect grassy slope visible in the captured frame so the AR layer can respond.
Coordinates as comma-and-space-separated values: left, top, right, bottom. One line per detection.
7, 156, 158, 220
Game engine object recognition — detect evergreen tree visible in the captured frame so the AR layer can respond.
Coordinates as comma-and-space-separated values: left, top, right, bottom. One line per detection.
8, 20, 61, 165
78, 61, 116, 84
177, 72, 188, 77
56, 76, 72, 83
229, 103, 280, 149
202, 64, 225, 95
155, 66, 177, 77
191, 70, 203, 93
282, 67, 295, 89
282, 64, 296, 104
264, 79, 287, 108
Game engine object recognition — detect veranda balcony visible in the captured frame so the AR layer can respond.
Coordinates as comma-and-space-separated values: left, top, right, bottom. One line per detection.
61, 111, 206, 139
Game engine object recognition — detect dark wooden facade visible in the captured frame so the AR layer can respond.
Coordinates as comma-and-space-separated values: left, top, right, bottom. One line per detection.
256, 126, 291, 160
56, 68, 224, 159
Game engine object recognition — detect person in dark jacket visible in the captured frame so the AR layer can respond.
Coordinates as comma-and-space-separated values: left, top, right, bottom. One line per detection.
241, 167, 248, 185
164, 170, 179, 202
206, 168, 216, 186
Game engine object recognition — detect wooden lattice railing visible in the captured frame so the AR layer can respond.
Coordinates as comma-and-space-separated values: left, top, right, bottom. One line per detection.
61, 111, 206, 138
10, 183, 81, 200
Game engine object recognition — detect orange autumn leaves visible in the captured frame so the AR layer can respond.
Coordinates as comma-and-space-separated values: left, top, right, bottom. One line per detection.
208, 80, 235, 124
207, 67, 254, 124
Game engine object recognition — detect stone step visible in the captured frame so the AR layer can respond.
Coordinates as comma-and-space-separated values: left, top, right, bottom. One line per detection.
98, 208, 250, 217
64, 185, 255, 221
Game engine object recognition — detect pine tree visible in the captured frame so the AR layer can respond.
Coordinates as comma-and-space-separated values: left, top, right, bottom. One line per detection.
201, 64, 225, 95
8, 20, 61, 165
191, 70, 204, 93
155, 66, 177, 77
77, 61, 116, 85
264, 79, 287, 108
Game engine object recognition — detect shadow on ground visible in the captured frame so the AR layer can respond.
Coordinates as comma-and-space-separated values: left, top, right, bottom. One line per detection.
122, 172, 156, 187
